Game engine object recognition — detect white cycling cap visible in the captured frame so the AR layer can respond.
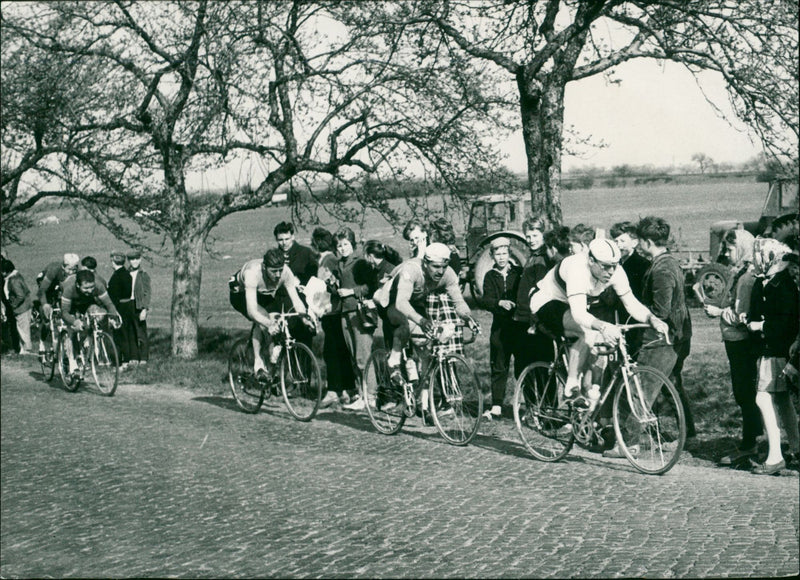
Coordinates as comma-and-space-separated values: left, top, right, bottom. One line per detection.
63, 253, 80, 267
423, 242, 451, 264
588, 238, 621, 264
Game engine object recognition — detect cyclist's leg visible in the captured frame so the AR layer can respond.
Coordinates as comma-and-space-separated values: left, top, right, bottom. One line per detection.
384, 304, 411, 368
540, 301, 591, 397
64, 325, 79, 373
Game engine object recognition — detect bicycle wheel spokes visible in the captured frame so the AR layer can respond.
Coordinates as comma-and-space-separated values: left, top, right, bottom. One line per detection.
362, 349, 406, 435
512, 362, 573, 461
90, 331, 119, 396
228, 339, 265, 414
612, 366, 685, 475
429, 354, 483, 446
280, 342, 322, 421
56, 331, 80, 392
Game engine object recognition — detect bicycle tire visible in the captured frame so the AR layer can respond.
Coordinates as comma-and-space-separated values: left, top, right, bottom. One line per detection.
56, 330, 80, 392
612, 365, 686, 475
362, 349, 406, 435
512, 362, 574, 461
429, 353, 483, 446
280, 342, 322, 421
228, 338, 265, 414
90, 331, 119, 396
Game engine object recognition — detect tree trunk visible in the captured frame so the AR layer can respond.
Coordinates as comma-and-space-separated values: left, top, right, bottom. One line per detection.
170, 232, 205, 359
517, 70, 566, 227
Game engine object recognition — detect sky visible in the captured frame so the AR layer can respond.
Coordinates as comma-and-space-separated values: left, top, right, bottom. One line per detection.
187, 57, 766, 193
502, 58, 764, 174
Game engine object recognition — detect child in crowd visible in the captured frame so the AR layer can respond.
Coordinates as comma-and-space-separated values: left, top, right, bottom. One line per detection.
482, 237, 522, 420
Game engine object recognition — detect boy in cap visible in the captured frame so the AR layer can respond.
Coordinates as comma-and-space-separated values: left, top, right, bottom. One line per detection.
482, 237, 522, 419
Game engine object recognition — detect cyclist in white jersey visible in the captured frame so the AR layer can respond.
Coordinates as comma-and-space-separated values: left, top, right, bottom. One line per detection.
530, 238, 669, 404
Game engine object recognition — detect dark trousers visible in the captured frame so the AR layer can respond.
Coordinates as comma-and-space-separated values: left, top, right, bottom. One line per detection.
489, 321, 515, 407
670, 339, 696, 436
322, 314, 355, 395
130, 309, 149, 362
724, 338, 762, 448
512, 321, 555, 378
114, 301, 136, 363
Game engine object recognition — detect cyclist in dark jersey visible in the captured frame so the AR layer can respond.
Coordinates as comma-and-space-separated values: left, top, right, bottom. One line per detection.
60, 269, 121, 378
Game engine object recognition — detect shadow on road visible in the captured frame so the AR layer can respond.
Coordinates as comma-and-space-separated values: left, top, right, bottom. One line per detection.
314, 409, 384, 435
193, 395, 242, 413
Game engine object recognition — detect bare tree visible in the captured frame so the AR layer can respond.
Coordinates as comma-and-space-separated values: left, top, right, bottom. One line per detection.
1, 0, 507, 358
404, 0, 799, 225
691, 152, 715, 174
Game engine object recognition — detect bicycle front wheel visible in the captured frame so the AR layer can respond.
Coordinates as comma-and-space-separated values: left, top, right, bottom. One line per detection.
362, 349, 406, 435
228, 338, 265, 414
612, 365, 686, 475
429, 354, 483, 446
56, 331, 79, 392
512, 362, 574, 461
91, 331, 119, 396
280, 342, 322, 421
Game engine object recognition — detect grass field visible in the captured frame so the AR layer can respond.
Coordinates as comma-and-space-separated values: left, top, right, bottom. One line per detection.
2, 176, 777, 464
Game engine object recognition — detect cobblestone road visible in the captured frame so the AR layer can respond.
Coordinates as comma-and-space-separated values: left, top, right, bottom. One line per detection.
2, 359, 798, 578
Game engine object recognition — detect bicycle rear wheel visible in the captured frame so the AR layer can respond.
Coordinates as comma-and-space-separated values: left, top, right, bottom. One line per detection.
228, 338, 265, 414
512, 362, 574, 461
362, 349, 406, 435
56, 331, 80, 392
90, 331, 119, 396
280, 342, 322, 421
429, 354, 483, 446
612, 365, 685, 475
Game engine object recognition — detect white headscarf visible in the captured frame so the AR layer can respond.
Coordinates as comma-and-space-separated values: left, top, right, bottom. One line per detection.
753, 237, 791, 279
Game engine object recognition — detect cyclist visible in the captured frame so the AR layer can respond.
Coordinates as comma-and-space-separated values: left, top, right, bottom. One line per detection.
60, 270, 121, 379
36, 253, 80, 358
229, 247, 315, 380
529, 238, 670, 407
374, 242, 477, 387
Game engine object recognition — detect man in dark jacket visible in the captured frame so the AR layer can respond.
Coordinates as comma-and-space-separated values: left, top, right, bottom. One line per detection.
107, 251, 134, 367
274, 221, 318, 285
2, 259, 33, 354
636, 216, 696, 439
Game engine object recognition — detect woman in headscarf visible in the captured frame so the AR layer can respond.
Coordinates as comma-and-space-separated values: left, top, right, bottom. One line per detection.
746, 237, 799, 474
703, 229, 763, 467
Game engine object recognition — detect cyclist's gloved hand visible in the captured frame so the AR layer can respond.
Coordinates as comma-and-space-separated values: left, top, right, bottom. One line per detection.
72, 319, 85, 332
599, 323, 621, 345
418, 317, 434, 336
42, 303, 53, 319
465, 316, 480, 334
649, 316, 670, 341
110, 316, 122, 330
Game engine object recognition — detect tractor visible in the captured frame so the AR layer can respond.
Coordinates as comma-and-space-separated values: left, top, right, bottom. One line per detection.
456, 193, 532, 302
689, 176, 799, 305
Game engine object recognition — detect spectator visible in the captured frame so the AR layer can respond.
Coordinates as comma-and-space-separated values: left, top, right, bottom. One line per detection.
107, 250, 135, 369
429, 217, 462, 277
747, 238, 800, 474
274, 221, 318, 285
703, 229, 762, 466
274, 221, 317, 348
543, 225, 572, 264
335, 227, 373, 404
1, 259, 33, 355
1, 259, 20, 354
512, 216, 554, 375
127, 249, 151, 366
635, 217, 696, 439
311, 227, 354, 409
482, 237, 522, 420
609, 222, 650, 301
569, 223, 595, 254
402, 220, 428, 259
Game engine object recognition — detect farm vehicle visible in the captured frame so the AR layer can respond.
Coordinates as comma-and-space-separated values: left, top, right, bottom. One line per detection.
455, 193, 532, 302
687, 176, 799, 306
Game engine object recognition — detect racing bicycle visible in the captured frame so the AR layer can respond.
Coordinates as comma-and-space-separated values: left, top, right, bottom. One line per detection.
362, 319, 483, 446
228, 311, 322, 421
56, 310, 121, 396
512, 323, 686, 475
